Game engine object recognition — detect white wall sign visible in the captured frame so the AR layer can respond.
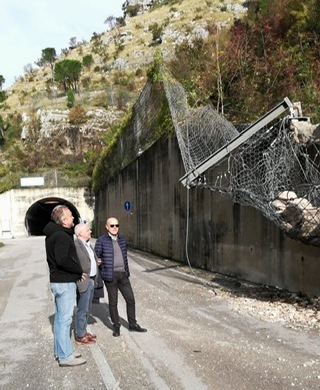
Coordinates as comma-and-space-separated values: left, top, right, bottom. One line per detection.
20, 177, 44, 187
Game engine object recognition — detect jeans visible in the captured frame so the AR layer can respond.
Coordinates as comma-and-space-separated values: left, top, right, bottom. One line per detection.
75, 278, 94, 338
105, 271, 136, 326
51, 282, 76, 362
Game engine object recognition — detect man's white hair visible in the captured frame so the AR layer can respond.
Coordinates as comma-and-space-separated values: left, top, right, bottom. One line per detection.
74, 223, 88, 237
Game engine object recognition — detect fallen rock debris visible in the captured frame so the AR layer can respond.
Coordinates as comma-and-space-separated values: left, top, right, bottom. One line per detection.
135, 253, 320, 332
183, 265, 320, 332
213, 277, 320, 331
271, 190, 320, 238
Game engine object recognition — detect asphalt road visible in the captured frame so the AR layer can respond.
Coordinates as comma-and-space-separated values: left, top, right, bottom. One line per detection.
0, 236, 319, 390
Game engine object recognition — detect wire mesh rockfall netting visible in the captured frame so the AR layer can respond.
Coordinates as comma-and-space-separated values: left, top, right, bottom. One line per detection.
162, 71, 320, 246
100, 70, 320, 246
97, 80, 168, 186
227, 119, 320, 246
119, 80, 167, 166
163, 72, 239, 173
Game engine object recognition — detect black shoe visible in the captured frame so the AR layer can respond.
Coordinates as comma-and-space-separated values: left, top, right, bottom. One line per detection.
113, 324, 120, 337
129, 323, 147, 332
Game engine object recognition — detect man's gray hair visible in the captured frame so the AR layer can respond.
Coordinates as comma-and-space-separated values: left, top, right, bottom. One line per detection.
51, 205, 69, 224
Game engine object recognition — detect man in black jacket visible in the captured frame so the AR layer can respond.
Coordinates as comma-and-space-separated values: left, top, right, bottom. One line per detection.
44, 205, 86, 367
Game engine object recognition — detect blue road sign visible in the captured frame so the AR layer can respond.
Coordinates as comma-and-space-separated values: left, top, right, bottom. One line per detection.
124, 201, 131, 211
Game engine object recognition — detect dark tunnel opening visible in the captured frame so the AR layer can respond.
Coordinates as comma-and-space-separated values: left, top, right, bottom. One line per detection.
25, 197, 81, 236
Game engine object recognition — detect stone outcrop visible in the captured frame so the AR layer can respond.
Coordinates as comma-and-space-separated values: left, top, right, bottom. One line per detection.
21, 108, 123, 156
122, 0, 154, 17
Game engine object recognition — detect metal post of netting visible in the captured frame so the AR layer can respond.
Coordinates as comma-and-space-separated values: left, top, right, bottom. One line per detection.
180, 97, 293, 188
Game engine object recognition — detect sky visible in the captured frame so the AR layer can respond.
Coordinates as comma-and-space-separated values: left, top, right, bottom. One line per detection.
0, 1, 123, 89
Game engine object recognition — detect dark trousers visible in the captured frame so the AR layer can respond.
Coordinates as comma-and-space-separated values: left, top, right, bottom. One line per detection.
105, 271, 136, 326
93, 270, 105, 302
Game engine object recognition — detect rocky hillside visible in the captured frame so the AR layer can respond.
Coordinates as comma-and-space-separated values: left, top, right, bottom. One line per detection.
2, 0, 246, 117
0, 0, 247, 191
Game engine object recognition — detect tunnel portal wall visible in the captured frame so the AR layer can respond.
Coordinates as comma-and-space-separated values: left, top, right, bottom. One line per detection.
0, 187, 93, 238
95, 137, 320, 296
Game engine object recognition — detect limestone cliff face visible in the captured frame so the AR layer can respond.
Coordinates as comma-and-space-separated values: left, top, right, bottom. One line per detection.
22, 108, 123, 156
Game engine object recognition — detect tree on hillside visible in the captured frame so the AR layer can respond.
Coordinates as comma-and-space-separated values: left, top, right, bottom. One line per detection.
82, 54, 94, 85
23, 63, 36, 81
90, 35, 110, 63
104, 15, 125, 30
0, 75, 5, 90
116, 17, 125, 27
36, 48, 57, 79
0, 114, 5, 141
104, 15, 126, 48
69, 37, 78, 49
123, 3, 141, 17
54, 59, 82, 91
105, 15, 117, 30
82, 54, 94, 70
0, 90, 6, 103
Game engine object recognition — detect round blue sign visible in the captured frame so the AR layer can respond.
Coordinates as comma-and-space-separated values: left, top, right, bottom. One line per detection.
124, 201, 131, 211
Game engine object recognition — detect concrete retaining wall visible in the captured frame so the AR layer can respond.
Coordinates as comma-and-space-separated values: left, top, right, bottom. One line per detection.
94, 137, 320, 296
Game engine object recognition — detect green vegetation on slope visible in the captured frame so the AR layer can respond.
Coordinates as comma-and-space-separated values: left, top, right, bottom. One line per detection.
168, 0, 320, 122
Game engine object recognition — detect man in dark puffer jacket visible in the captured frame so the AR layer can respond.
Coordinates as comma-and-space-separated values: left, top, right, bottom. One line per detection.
95, 216, 147, 337
44, 205, 86, 367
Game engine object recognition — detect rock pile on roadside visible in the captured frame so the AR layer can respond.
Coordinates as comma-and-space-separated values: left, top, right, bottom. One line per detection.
181, 264, 320, 332
213, 277, 320, 332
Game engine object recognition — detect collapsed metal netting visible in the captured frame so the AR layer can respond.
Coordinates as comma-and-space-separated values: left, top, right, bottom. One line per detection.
162, 71, 320, 246
228, 121, 320, 246
162, 72, 238, 173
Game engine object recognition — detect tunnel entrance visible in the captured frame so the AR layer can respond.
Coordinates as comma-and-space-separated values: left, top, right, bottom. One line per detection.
25, 197, 81, 236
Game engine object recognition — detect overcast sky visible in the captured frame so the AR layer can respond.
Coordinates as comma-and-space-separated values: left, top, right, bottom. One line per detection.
0, 1, 123, 89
